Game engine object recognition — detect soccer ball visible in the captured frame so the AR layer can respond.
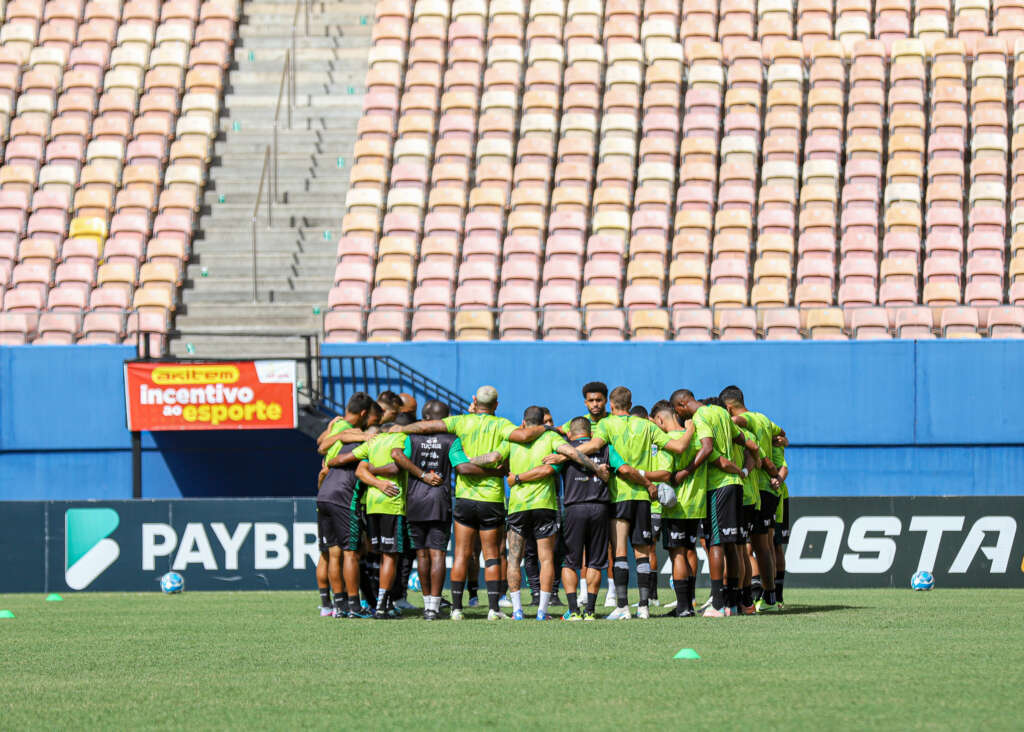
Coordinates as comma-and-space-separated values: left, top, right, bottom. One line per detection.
656, 483, 677, 509
160, 572, 184, 594
407, 570, 422, 593
910, 570, 935, 591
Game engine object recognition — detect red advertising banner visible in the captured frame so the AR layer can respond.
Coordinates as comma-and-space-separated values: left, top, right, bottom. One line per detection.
124, 361, 297, 431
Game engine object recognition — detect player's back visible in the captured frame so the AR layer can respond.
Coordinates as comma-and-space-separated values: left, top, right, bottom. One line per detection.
443, 413, 515, 502
406, 433, 457, 520
562, 439, 611, 505
319, 442, 360, 506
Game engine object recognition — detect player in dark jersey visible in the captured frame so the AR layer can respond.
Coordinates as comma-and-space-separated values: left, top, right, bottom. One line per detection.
559, 417, 617, 620
319, 425, 382, 617
315, 394, 380, 613
389, 399, 457, 620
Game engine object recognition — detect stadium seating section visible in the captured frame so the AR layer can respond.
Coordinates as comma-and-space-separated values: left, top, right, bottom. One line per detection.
0, 0, 237, 347
326, 0, 1024, 341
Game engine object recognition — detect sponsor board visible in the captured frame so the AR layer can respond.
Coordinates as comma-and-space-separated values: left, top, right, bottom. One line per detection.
124, 361, 297, 431
0, 497, 1020, 592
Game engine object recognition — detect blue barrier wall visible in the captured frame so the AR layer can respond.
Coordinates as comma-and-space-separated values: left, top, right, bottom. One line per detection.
2, 341, 1023, 499
0, 346, 320, 499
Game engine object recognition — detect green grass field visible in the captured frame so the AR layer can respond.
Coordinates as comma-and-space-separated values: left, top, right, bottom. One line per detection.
2, 589, 1022, 730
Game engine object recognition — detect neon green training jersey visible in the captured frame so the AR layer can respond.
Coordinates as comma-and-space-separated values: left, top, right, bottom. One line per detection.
692, 404, 742, 492
508, 430, 567, 513
653, 428, 707, 520
594, 414, 671, 503
353, 432, 408, 516
442, 413, 515, 503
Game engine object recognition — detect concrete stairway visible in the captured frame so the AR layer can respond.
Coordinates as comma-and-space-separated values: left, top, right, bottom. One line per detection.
170, 0, 372, 359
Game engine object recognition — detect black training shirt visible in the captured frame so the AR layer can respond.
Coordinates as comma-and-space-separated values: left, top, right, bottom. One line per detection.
405, 433, 457, 522
318, 442, 360, 507
561, 438, 611, 505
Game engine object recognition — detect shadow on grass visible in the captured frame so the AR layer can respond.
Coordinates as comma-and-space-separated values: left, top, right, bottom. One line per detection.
765, 604, 865, 615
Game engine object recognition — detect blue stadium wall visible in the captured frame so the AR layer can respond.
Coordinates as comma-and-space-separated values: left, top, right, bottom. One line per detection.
1, 340, 1023, 499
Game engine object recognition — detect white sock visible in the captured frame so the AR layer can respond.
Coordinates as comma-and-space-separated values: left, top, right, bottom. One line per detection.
579, 578, 589, 601
425, 596, 435, 611
511, 590, 523, 613
607, 579, 617, 599
539, 591, 551, 615
376, 588, 387, 608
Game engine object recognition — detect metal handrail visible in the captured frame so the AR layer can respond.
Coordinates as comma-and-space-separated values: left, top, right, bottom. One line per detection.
252, 145, 271, 302
272, 49, 292, 205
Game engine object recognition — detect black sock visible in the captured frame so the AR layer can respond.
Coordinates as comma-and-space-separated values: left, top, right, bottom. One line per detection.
648, 571, 659, 601
567, 592, 579, 614
776, 571, 785, 602
451, 581, 465, 610
742, 585, 753, 607
585, 592, 597, 615
347, 595, 359, 613
486, 580, 500, 612
613, 557, 629, 608
637, 559, 651, 606
673, 580, 687, 611
686, 577, 696, 610
751, 574, 763, 602
333, 595, 346, 614
500, 579, 508, 596
726, 576, 738, 607
711, 578, 724, 610
319, 587, 331, 608
468, 578, 479, 596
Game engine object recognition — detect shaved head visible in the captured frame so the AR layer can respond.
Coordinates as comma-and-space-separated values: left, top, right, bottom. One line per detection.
398, 392, 417, 414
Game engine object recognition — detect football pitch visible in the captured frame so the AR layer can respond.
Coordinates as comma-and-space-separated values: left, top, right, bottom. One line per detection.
2, 589, 1022, 730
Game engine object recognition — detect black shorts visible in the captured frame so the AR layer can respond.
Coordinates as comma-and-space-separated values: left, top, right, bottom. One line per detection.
741, 504, 757, 541
651, 512, 662, 541
453, 498, 505, 531
367, 513, 408, 554
706, 485, 743, 545
613, 499, 654, 546
317, 506, 337, 552
775, 497, 791, 545
409, 519, 450, 551
317, 501, 362, 551
662, 518, 701, 549
562, 502, 610, 571
757, 491, 780, 535
507, 508, 559, 540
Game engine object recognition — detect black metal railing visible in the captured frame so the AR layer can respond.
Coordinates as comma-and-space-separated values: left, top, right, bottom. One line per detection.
130, 331, 470, 418
315, 355, 470, 415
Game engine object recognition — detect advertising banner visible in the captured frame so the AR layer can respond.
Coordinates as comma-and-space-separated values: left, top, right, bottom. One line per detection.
124, 361, 297, 431
0, 497, 1020, 593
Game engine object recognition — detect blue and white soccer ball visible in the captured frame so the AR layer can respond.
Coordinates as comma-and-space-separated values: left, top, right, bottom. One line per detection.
910, 570, 935, 591
160, 572, 185, 594
407, 570, 422, 593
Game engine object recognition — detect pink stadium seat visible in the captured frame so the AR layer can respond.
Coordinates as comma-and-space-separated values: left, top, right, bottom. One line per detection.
498, 310, 538, 340
0, 312, 32, 344
895, 306, 936, 339
718, 308, 758, 340
762, 308, 803, 340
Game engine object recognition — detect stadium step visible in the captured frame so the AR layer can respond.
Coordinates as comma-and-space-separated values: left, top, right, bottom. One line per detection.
176, 0, 368, 358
